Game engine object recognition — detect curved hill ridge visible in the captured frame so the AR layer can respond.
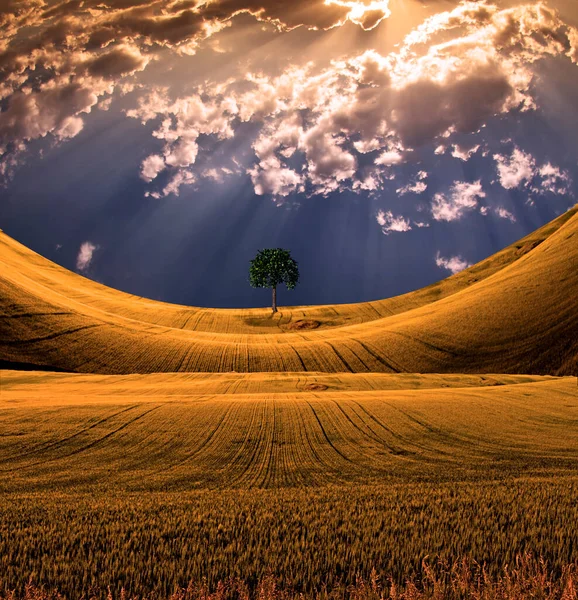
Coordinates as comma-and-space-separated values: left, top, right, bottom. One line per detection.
1, 207, 577, 375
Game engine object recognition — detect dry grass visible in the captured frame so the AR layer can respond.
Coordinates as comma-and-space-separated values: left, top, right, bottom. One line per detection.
1, 485, 577, 599
1, 208, 577, 375
1, 371, 576, 490
4, 558, 578, 600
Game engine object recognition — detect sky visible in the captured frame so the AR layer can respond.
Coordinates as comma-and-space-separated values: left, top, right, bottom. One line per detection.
0, 0, 577, 308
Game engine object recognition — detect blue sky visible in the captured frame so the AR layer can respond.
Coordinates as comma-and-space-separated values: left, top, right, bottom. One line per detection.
0, 0, 577, 308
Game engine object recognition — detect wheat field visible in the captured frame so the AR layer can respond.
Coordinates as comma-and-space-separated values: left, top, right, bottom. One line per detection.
1, 207, 577, 376
1, 371, 577, 490
1, 208, 578, 598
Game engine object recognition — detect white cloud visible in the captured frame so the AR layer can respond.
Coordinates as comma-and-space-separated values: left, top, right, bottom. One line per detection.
376, 210, 412, 234
164, 136, 199, 168
202, 167, 234, 182
568, 27, 578, 63
375, 150, 403, 166
0, 37, 150, 181
76, 241, 98, 272
125, 2, 578, 199
432, 180, 486, 221
538, 163, 571, 194
451, 143, 480, 161
3, 0, 576, 201
495, 207, 516, 222
396, 172, 428, 195
494, 147, 536, 189
494, 148, 572, 194
140, 154, 165, 182
248, 163, 304, 198
161, 170, 196, 197
435, 252, 471, 274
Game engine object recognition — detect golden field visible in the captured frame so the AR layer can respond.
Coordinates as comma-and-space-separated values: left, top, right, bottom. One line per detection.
1, 208, 578, 598
1, 207, 577, 375
1, 371, 577, 490
1, 482, 578, 599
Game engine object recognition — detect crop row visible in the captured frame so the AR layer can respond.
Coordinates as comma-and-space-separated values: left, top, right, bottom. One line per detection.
2, 384, 578, 491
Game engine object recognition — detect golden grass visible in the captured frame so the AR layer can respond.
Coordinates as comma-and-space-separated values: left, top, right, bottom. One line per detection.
1, 371, 576, 490
7, 562, 577, 600
1, 207, 577, 375
1, 372, 576, 596
1, 210, 577, 599
1, 485, 577, 598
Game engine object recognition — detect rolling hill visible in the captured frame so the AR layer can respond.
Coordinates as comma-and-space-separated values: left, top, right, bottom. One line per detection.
1, 206, 577, 375
1, 208, 577, 596
1, 369, 576, 490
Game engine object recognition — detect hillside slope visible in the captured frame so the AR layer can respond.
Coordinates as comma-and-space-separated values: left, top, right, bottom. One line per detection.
1, 207, 577, 375
1, 370, 576, 490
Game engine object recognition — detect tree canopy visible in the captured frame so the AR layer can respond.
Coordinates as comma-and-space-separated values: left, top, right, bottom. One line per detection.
249, 248, 299, 312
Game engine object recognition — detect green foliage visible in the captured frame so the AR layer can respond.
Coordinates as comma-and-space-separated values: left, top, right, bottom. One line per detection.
249, 248, 299, 291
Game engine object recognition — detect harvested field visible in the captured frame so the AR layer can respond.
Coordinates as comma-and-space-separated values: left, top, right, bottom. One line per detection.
1, 371, 576, 491
1, 208, 577, 375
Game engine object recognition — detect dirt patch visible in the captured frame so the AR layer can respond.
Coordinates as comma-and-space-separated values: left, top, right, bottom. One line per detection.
243, 318, 279, 328
287, 320, 321, 330
480, 377, 503, 386
515, 240, 542, 256
303, 384, 329, 391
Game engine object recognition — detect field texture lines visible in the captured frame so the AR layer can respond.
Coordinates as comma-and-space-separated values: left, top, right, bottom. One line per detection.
1, 371, 577, 491
1, 207, 577, 375
1, 211, 578, 600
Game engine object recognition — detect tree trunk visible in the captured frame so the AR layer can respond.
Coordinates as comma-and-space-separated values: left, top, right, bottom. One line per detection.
272, 286, 277, 313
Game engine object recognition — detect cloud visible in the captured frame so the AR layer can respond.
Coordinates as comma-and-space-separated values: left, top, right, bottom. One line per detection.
127, 1, 578, 199
494, 147, 536, 189
198, 0, 390, 32
397, 180, 427, 195
451, 143, 480, 161
76, 241, 99, 272
493, 147, 571, 194
249, 162, 304, 198
431, 180, 486, 221
376, 210, 412, 234
141, 154, 165, 182
495, 206, 516, 222
537, 163, 571, 194
160, 170, 196, 197
568, 27, 578, 63
1, 0, 577, 203
0, 0, 390, 182
396, 171, 428, 195
82, 45, 149, 79
435, 252, 471, 274
0, 39, 150, 180
375, 150, 403, 166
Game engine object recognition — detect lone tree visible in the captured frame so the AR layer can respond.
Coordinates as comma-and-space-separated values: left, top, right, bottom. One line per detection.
249, 248, 299, 313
